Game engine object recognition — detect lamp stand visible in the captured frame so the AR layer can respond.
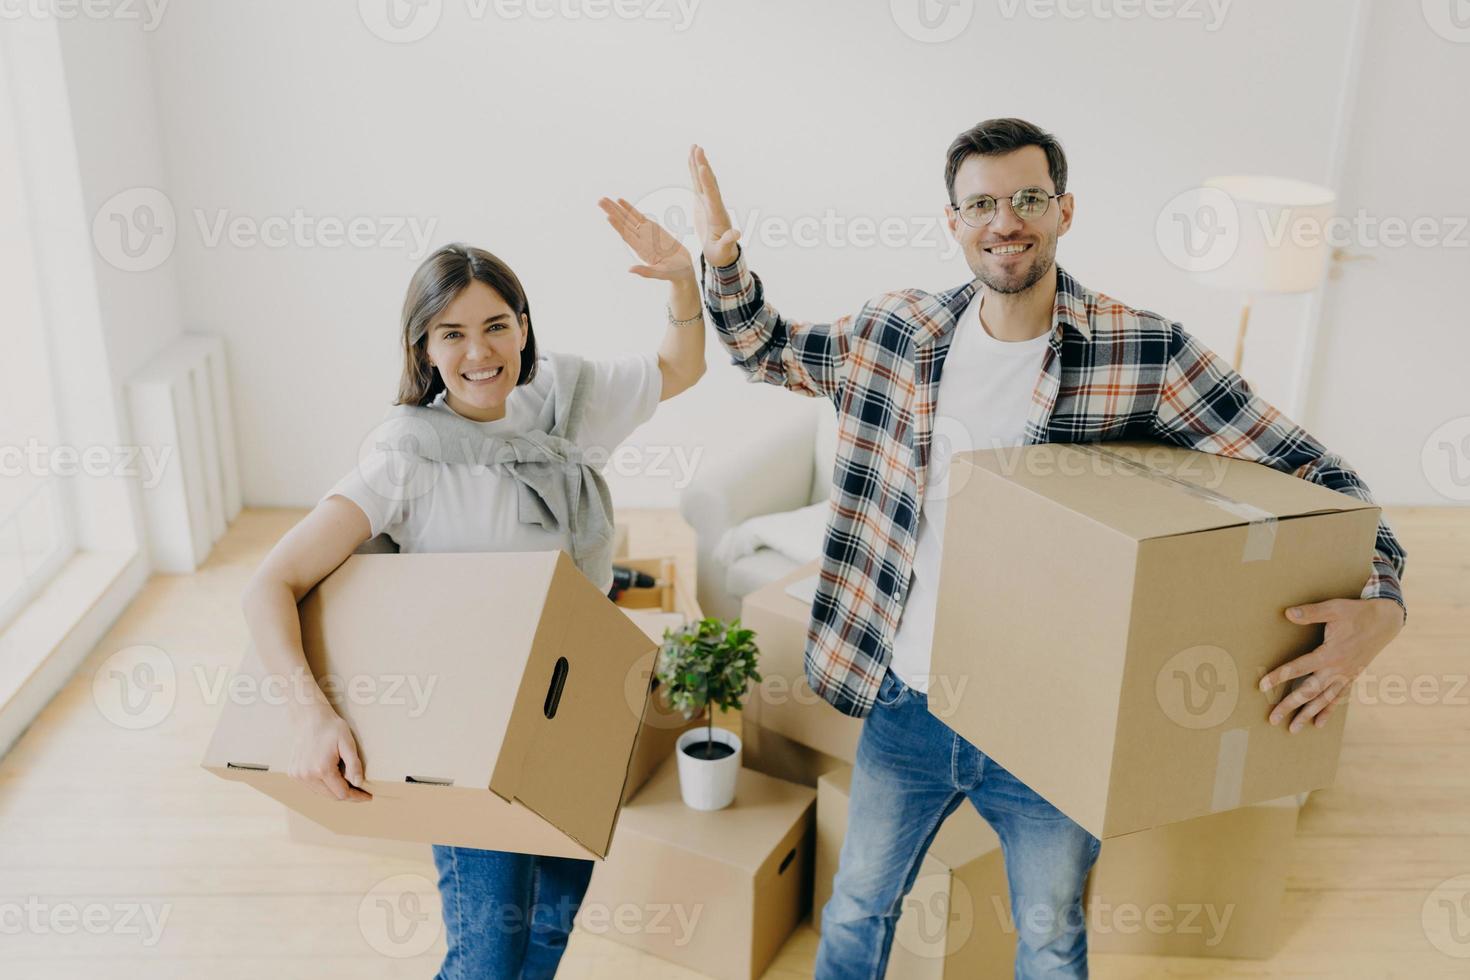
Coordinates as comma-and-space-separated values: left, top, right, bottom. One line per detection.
1232, 297, 1252, 373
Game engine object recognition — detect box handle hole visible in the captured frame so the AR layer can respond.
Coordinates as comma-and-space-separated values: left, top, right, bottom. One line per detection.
544, 656, 570, 719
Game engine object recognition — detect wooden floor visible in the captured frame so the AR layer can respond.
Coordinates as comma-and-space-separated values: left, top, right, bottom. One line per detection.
1, 506, 1466, 979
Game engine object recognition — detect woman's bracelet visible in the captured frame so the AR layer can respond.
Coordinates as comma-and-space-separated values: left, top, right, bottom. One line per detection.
667, 306, 704, 328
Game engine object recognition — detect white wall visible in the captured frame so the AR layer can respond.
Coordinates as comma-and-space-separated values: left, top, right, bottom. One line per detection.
128, 0, 1424, 508
1305, 0, 1470, 505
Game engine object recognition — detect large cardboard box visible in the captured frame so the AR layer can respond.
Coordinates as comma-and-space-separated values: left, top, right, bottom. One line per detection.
741, 561, 862, 765
929, 441, 1379, 839
1086, 794, 1304, 959
578, 758, 815, 980
203, 550, 655, 859
816, 765, 1304, 971
816, 766, 1014, 978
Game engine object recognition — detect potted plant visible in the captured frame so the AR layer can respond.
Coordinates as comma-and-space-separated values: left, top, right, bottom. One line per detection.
655, 617, 761, 810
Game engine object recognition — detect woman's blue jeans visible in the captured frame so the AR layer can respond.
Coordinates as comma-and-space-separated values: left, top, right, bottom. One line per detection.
815, 668, 1102, 979
431, 845, 593, 979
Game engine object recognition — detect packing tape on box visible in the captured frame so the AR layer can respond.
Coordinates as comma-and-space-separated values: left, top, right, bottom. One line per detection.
1210, 727, 1250, 811
1073, 445, 1278, 562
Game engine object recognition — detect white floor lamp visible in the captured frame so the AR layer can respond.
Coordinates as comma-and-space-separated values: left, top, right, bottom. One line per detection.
1192, 176, 1337, 373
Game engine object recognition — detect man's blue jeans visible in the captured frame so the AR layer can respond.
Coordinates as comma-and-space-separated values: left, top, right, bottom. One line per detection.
815, 669, 1101, 979
431, 845, 593, 979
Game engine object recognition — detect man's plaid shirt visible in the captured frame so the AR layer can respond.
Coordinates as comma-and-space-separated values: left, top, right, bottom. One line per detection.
702, 249, 1408, 718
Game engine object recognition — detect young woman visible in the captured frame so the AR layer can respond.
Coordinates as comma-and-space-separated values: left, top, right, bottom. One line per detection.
240, 198, 707, 978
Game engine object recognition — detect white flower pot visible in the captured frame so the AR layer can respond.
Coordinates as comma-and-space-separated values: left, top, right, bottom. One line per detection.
675, 727, 742, 811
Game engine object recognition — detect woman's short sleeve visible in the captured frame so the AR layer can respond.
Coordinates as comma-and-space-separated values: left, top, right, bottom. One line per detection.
575, 351, 663, 459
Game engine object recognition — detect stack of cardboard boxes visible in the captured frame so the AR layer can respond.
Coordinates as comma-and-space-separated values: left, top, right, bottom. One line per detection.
205, 533, 819, 979
745, 441, 1378, 969
205, 441, 1378, 976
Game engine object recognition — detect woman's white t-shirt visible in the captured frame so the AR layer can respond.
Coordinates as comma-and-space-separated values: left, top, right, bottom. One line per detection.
322, 351, 662, 592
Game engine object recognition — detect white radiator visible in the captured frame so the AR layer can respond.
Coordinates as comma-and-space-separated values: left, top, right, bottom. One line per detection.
125, 334, 242, 573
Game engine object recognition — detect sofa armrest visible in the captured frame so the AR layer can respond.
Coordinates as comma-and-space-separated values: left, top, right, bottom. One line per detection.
679, 413, 818, 620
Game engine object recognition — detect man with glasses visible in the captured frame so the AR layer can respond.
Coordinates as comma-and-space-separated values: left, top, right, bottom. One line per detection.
686, 119, 1406, 978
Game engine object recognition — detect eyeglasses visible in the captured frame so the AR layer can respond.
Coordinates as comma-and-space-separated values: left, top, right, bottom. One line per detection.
952, 187, 1062, 227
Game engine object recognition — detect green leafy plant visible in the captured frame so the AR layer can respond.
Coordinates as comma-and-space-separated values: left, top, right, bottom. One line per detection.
655, 617, 761, 757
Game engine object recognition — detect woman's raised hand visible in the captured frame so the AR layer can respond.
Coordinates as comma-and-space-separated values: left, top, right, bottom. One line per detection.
688, 144, 741, 268
598, 196, 695, 282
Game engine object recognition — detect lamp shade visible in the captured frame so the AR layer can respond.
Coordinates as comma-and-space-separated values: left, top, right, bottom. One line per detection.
1192, 176, 1336, 294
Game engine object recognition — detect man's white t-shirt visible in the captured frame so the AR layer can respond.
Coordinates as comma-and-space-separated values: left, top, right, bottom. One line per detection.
888, 293, 1051, 693
322, 351, 662, 593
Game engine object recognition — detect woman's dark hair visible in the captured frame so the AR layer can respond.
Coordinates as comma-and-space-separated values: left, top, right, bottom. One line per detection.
944, 118, 1068, 206
396, 243, 539, 406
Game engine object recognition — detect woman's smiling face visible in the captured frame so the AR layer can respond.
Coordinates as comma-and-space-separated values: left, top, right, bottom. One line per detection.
424, 279, 528, 422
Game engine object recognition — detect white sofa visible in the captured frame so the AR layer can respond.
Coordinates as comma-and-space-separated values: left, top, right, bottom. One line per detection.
678, 401, 837, 621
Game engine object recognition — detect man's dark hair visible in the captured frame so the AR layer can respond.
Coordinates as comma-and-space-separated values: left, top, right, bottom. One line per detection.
944, 118, 1068, 205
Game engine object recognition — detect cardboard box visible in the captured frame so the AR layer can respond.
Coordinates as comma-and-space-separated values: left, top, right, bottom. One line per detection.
577, 758, 815, 980
742, 712, 848, 789
615, 554, 711, 804
1086, 794, 1304, 959
285, 809, 432, 864
816, 765, 1304, 969
929, 441, 1380, 839
203, 549, 655, 859
741, 561, 862, 765
815, 766, 1014, 978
